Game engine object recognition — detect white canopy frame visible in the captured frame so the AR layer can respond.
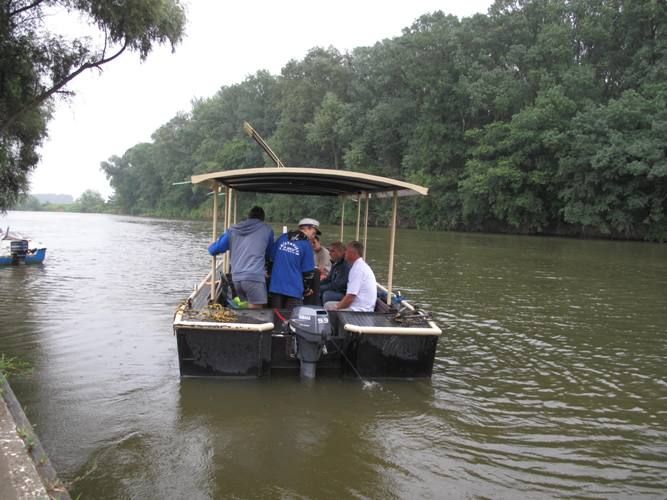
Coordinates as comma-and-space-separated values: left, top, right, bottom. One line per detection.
196, 167, 428, 308
338, 189, 398, 305
210, 184, 219, 302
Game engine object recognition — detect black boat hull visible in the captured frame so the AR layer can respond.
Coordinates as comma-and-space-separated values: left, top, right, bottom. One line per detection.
175, 319, 438, 379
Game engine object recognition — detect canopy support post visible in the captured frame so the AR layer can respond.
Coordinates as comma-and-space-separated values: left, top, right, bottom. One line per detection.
355, 193, 361, 241
363, 192, 369, 259
340, 195, 345, 241
233, 189, 237, 224
210, 183, 219, 302
386, 190, 398, 305
224, 187, 233, 275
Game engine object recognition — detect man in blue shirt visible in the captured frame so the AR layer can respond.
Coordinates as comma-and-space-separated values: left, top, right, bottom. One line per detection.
208, 206, 274, 308
269, 218, 318, 309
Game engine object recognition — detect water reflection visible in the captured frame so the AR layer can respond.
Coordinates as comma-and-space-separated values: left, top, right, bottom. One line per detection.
176, 379, 435, 498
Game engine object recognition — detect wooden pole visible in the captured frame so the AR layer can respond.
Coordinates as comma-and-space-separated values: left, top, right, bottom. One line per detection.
355, 193, 361, 241
210, 183, 219, 302
386, 190, 398, 305
340, 195, 345, 242
363, 192, 369, 259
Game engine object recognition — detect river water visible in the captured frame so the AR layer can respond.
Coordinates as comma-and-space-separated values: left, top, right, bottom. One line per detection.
1, 211, 666, 499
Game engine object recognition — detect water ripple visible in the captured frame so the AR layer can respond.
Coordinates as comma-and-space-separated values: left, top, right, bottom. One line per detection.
1, 213, 666, 498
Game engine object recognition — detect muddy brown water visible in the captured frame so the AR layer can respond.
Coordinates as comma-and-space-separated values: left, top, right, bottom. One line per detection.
1, 211, 666, 498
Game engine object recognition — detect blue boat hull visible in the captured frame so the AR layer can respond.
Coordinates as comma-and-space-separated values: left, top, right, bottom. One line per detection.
0, 248, 46, 265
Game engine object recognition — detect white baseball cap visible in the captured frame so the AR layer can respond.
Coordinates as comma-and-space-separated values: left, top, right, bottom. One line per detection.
298, 218, 322, 235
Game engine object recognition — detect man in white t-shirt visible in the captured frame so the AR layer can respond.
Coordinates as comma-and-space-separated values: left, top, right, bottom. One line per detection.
324, 241, 377, 312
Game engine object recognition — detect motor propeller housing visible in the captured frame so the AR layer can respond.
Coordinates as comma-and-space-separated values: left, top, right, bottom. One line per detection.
289, 306, 332, 378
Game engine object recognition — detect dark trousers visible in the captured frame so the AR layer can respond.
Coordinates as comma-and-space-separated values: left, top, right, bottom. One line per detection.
270, 293, 303, 309
303, 272, 321, 306
321, 290, 344, 304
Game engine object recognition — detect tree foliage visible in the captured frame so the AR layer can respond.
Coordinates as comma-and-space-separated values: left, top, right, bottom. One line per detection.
0, 0, 186, 211
76, 189, 105, 213
103, 0, 667, 240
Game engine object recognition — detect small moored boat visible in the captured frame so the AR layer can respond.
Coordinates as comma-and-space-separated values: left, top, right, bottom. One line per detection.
0, 228, 47, 265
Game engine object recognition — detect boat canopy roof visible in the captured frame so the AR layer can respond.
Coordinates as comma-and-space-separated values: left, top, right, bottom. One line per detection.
191, 167, 428, 197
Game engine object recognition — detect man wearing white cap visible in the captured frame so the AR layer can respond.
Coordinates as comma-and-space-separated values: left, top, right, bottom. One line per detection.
268, 218, 319, 308
297, 218, 321, 238
299, 218, 326, 306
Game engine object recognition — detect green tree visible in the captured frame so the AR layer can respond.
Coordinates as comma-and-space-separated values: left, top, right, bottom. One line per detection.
76, 189, 105, 213
557, 86, 667, 240
273, 47, 353, 165
101, 154, 140, 214
305, 92, 352, 169
99, 0, 667, 240
13, 195, 43, 211
460, 86, 579, 232
0, 0, 186, 211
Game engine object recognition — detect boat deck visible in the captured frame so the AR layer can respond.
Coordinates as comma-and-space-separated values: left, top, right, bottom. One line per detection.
181, 307, 273, 325
178, 305, 438, 335
335, 311, 431, 329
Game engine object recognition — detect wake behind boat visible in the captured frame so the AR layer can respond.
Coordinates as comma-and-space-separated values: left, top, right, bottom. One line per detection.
0, 227, 47, 265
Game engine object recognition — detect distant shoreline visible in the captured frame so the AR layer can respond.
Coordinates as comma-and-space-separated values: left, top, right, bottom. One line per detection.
6, 208, 664, 244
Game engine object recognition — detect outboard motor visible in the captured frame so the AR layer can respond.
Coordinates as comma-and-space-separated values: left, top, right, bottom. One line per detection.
289, 306, 331, 379
10, 240, 29, 260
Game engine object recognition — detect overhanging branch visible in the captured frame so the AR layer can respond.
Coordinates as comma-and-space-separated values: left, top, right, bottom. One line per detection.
8, 0, 47, 17
36, 40, 129, 103
0, 40, 129, 134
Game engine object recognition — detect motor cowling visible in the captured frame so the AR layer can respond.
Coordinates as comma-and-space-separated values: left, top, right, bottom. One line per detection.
10, 240, 28, 259
289, 306, 331, 378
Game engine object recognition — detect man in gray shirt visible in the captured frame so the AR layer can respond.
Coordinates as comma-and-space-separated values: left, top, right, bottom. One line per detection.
208, 206, 274, 308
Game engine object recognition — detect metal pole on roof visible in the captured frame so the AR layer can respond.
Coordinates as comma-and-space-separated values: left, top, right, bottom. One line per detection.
243, 121, 286, 168
340, 195, 345, 241
386, 190, 398, 305
363, 192, 369, 259
355, 193, 361, 241
210, 183, 219, 302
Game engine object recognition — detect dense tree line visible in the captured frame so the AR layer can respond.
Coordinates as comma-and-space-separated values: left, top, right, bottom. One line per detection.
0, 0, 186, 212
102, 0, 667, 240
15, 189, 107, 213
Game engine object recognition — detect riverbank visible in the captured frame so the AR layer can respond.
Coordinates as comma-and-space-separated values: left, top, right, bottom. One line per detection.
0, 377, 70, 499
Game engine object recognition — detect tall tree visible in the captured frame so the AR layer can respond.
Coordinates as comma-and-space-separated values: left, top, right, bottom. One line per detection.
0, 0, 186, 211
76, 189, 105, 213
101, 0, 667, 241
557, 85, 667, 239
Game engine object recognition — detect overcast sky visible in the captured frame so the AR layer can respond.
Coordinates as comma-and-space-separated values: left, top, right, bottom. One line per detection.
31, 0, 494, 200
